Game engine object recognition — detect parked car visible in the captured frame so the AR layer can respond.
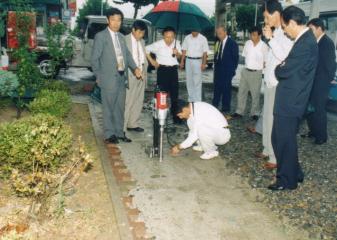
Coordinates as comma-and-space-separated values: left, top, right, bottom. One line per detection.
70, 16, 152, 71
70, 15, 214, 72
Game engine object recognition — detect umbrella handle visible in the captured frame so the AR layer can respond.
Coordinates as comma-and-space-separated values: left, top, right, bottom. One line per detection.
172, 11, 180, 58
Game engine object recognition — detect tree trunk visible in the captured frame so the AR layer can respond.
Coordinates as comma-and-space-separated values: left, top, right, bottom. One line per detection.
133, 4, 139, 19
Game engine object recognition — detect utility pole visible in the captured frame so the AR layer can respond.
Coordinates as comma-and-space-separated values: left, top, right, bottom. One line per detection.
254, 3, 258, 26
101, 0, 103, 16
309, 0, 320, 19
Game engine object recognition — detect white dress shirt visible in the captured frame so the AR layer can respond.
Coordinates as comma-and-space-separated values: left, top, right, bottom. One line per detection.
242, 39, 268, 70
108, 28, 122, 56
264, 26, 293, 88
182, 33, 209, 58
131, 33, 145, 68
317, 33, 325, 43
108, 27, 125, 70
180, 102, 229, 149
295, 27, 310, 43
220, 36, 228, 58
146, 39, 182, 66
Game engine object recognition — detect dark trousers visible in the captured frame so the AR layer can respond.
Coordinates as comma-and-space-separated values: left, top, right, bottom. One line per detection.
157, 65, 179, 122
212, 73, 233, 112
272, 115, 304, 189
307, 96, 329, 142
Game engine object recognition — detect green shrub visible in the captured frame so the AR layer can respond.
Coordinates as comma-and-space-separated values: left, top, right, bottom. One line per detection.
28, 89, 71, 118
0, 114, 72, 178
0, 70, 19, 97
42, 80, 71, 94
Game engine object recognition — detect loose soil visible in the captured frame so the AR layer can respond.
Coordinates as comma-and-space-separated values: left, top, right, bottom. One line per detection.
0, 100, 120, 240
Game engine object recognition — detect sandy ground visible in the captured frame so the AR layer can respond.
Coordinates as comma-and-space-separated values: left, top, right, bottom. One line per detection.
0, 102, 120, 240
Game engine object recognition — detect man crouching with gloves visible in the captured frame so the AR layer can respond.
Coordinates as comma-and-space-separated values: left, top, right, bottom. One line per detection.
171, 101, 231, 160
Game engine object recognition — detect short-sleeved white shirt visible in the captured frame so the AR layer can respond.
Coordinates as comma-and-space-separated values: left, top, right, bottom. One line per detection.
242, 40, 268, 70
146, 39, 182, 66
182, 33, 209, 58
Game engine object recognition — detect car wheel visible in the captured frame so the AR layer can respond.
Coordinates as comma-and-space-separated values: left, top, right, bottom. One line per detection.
38, 57, 60, 78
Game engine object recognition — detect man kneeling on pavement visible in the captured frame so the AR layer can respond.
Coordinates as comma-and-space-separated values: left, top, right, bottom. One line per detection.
171, 101, 231, 160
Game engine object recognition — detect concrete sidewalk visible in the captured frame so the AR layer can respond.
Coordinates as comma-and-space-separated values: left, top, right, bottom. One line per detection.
113, 110, 309, 240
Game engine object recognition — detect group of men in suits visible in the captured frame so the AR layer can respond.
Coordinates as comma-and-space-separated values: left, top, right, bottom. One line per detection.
212, 0, 336, 191
91, 4, 336, 191
261, 3, 336, 191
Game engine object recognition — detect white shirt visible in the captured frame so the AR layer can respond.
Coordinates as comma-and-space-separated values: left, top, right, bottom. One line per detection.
264, 26, 294, 88
146, 39, 182, 66
242, 40, 268, 70
131, 33, 145, 68
317, 33, 325, 43
182, 33, 209, 58
180, 102, 229, 149
295, 27, 310, 43
220, 36, 228, 57
108, 27, 122, 56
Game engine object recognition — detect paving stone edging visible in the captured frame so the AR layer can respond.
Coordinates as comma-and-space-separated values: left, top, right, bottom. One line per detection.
72, 96, 150, 240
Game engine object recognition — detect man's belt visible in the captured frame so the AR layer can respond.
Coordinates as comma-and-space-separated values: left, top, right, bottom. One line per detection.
246, 68, 261, 72
187, 56, 202, 60
159, 64, 177, 68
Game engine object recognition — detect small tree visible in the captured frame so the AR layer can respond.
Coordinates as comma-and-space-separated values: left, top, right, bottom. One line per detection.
235, 4, 257, 40
46, 22, 74, 78
10, 0, 42, 118
113, 0, 159, 19
75, 0, 110, 37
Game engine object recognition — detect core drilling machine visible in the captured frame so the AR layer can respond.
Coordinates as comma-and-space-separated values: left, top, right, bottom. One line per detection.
149, 87, 169, 162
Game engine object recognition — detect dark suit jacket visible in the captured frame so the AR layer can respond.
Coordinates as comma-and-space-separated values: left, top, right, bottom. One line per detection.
274, 29, 318, 118
214, 37, 239, 80
309, 34, 337, 104
91, 28, 137, 90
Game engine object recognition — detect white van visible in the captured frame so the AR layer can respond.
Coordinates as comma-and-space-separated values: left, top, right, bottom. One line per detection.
70, 16, 152, 70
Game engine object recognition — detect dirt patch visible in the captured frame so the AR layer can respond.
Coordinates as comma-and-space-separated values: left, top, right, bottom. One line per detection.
0, 101, 120, 240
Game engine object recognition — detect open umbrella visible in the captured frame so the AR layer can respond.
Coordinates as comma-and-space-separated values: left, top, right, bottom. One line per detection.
143, 0, 213, 32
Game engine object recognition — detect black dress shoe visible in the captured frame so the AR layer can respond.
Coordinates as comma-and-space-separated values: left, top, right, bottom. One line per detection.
314, 139, 327, 145
298, 178, 304, 183
268, 182, 297, 191
127, 127, 144, 132
105, 135, 119, 144
300, 132, 314, 139
231, 113, 243, 119
268, 182, 287, 191
118, 133, 132, 143
173, 118, 184, 125
251, 115, 259, 121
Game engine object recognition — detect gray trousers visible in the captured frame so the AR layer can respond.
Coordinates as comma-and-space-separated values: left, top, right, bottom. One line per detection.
101, 82, 126, 139
124, 73, 145, 131
186, 58, 202, 102
235, 68, 262, 116
262, 86, 276, 164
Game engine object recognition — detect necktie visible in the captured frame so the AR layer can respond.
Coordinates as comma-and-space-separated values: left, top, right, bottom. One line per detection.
136, 40, 141, 69
217, 40, 223, 60
115, 33, 125, 72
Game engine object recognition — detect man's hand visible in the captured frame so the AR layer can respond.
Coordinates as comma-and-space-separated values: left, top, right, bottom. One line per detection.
134, 68, 143, 80
170, 144, 181, 156
201, 63, 207, 71
263, 25, 273, 40
152, 61, 160, 69
172, 48, 179, 57
180, 61, 185, 70
96, 78, 100, 84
